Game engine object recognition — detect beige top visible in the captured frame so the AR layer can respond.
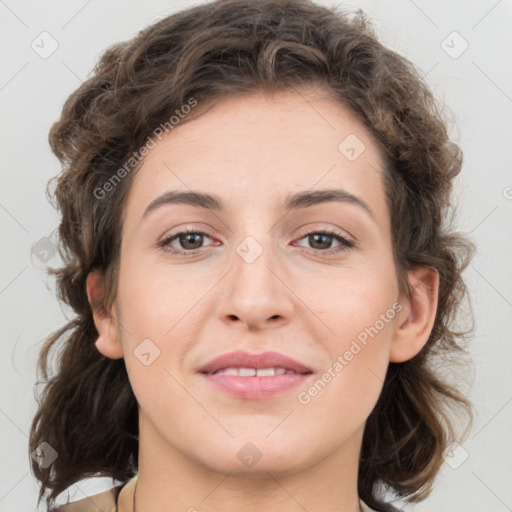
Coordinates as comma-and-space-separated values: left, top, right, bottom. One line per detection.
54, 474, 379, 512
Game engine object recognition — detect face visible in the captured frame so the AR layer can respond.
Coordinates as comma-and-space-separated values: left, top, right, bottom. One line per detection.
90, 87, 433, 478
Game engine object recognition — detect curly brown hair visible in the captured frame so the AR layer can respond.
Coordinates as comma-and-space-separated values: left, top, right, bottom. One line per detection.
29, 0, 474, 510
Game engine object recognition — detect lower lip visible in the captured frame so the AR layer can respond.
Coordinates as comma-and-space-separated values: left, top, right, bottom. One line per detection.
200, 373, 313, 399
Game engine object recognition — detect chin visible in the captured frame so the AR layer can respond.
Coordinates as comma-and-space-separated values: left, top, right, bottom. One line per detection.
190, 434, 315, 476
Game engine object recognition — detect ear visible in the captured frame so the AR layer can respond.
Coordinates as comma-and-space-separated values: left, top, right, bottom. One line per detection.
86, 270, 123, 359
390, 267, 439, 363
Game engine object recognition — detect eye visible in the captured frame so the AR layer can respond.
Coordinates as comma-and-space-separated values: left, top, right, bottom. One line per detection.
294, 229, 354, 254
158, 228, 216, 254
158, 227, 355, 255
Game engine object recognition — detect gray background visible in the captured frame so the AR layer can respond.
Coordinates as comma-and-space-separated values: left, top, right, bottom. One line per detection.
1, 0, 511, 511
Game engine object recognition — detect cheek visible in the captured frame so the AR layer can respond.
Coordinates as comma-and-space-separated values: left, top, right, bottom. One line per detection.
115, 259, 221, 398
304, 270, 399, 405
297, 320, 394, 435
116, 253, 193, 340
314, 268, 399, 346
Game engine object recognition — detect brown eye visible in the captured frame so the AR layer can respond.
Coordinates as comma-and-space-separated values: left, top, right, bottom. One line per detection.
159, 229, 215, 254
295, 230, 354, 253
176, 232, 204, 250
307, 233, 334, 250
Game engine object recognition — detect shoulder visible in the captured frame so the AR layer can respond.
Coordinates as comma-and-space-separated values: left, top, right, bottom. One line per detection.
51, 485, 123, 512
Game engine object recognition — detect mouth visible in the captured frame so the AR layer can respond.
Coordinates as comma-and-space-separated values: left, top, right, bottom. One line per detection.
209, 367, 304, 376
198, 350, 314, 399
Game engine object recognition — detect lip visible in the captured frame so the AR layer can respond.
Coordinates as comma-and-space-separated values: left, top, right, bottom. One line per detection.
198, 350, 314, 400
197, 350, 313, 374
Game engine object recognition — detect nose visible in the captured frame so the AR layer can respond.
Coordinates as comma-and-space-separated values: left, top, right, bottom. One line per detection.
216, 236, 294, 332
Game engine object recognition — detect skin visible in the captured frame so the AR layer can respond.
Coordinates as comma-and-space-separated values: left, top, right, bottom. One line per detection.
87, 87, 438, 512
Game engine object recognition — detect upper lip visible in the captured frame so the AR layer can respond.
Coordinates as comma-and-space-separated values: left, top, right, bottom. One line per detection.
198, 350, 313, 374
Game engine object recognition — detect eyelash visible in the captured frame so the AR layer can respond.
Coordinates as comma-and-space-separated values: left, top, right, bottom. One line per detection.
158, 227, 355, 256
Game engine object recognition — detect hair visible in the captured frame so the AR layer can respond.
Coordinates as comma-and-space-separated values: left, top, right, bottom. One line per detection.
29, 0, 474, 510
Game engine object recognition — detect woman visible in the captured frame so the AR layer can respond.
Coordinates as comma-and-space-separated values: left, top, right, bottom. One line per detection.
29, 0, 473, 510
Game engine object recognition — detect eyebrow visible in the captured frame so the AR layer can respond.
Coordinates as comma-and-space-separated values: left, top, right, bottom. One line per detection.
141, 188, 375, 222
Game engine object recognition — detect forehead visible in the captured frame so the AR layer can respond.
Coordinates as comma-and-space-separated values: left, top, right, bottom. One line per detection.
123, 88, 388, 225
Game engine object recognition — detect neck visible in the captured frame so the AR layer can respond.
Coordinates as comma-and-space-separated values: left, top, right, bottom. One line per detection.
123, 417, 365, 512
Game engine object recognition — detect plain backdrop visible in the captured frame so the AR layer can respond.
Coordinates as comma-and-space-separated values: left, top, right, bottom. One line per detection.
1, 1, 511, 511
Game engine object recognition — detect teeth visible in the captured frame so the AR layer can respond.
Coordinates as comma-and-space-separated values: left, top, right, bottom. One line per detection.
239, 367, 256, 377
256, 368, 275, 376
214, 367, 294, 376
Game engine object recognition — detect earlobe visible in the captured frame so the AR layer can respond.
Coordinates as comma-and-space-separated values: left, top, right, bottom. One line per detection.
86, 270, 124, 360
389, 267, 439, 363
